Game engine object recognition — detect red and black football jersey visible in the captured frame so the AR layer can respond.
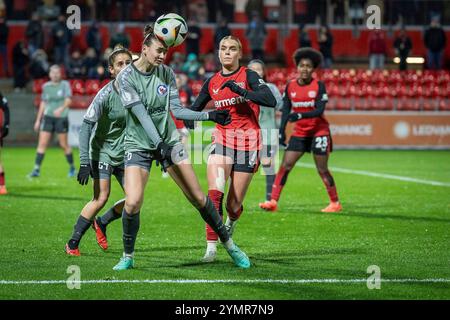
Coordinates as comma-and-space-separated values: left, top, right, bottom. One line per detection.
191, 66, 271, 151
284, 78, 330, 137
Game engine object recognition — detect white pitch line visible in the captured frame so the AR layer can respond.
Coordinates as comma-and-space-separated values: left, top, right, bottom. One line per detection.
297, 163, 450, 187
0, 279, 450, 285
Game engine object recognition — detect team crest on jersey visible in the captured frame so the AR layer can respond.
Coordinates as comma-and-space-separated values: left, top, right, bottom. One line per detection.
308, 91, 317, 98
236, 82, 245, 88
157, 84, 168, 96
212, 88, 219, 95
57, 89, 63, 97
291, 92, 297, 98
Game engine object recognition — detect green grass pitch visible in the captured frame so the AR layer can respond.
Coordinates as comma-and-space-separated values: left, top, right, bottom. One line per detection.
0, 147, 449, 299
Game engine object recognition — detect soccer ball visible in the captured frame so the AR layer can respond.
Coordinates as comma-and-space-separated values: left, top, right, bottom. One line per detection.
154, 13, 188, 47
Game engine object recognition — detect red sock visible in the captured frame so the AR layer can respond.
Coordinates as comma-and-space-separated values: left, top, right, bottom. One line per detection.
205, 190, 224, 242
0, 172, 4, 186
270, 166, 291, 201
227, 205, 243, 221
319, 171, 339, 202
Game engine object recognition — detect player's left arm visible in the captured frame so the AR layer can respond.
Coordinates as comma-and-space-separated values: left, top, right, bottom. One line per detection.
288, 81, 327, 122
0, 95, 10, 138
221, 69, 276, 107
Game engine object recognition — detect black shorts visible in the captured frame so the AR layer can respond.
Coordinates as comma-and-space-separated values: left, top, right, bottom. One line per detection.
91, 160, 125, 187
286, 135, 333, 155
210, 143, 259, 173
41, 115, 69, 134
124, 144, 189, 172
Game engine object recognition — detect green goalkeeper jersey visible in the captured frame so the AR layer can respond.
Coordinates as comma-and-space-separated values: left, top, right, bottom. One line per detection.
41, 80, 72, 118
83, 80, 126, 167
116, 63, 180, 152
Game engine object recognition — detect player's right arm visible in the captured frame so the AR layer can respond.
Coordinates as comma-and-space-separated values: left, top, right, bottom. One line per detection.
77, 84, 110, 185
34, 100, 46, 132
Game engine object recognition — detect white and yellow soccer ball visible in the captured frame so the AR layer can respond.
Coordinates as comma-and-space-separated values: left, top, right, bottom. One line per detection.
153, 13, 188, 47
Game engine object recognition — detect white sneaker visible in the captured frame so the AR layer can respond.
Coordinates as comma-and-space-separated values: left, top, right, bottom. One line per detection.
202, 250, 217, 263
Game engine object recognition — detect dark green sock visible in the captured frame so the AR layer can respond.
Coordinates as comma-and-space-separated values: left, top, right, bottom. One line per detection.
199, 197, 230, 243
34, 152, 44, 170
122, 209, 140, 255
100, 206, 122, 226
65, 153, 74, 169
68, 215, 92, 249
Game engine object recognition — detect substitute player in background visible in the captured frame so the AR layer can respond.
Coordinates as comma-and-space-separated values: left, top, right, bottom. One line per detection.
112, 24, 250, 270
28, 65, 75, 178
0, 92, 9, 195
65, 45, 132, 256
247, 59, 283, 202
190, 36, 277, 262
260, 48, 342, 213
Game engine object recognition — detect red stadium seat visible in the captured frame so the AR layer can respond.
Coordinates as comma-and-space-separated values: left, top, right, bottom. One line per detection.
335, 97, 352, 111
33, 96, 41, 108
422, 98, 437, 111
396, 97, 421, 111
100, 79, 110, 88
85, 80, 101, 95
70, 79, 85, 95
438, 98, 450, 111
33, 78, 48, 94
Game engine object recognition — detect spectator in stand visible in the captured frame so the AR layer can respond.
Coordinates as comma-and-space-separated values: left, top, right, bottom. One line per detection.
186, 18, 202, 57
25, 12, 44, 57
394, 29, 412, 71
246, 11, 267, 60
29, 49, 49, 80
109, 23, 130, 49
214, 18, 231, 50
0, 16, 8, 77
67, 50, 85, 79
84, 48, 100, 78
368, 29, 387, 70
86, 20, 103, 56
169, 52, 185, 74
318, 25, 333, 69
182, 53, 203, 80
424, 16, 447, 70
298, 23, 311, 48
12, 41, 29, 91
52, 15, 72, 66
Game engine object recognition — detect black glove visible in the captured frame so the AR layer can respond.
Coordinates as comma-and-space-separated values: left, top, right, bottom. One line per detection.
1, 125, 8, 138
288, 112, 302, 122
220, 80, 247, 97
183, 120, 195, 130
279, 131, 287, 147
208, 109, 232, 126
155, 141, 172, 161
77, 163, 91, 185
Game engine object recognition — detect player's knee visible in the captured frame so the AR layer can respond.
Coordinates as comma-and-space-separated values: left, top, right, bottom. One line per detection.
125, 197, 142, 213
191, 192, 206, 209
282, 162, 294, 171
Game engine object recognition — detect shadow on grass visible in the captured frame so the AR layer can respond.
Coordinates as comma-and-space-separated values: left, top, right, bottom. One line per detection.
281, 205, 450, 224
6, 193, 85, 201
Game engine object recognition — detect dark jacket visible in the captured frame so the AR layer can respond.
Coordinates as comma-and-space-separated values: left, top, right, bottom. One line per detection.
424, 26, 446, 52
25, 20, 44, 48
